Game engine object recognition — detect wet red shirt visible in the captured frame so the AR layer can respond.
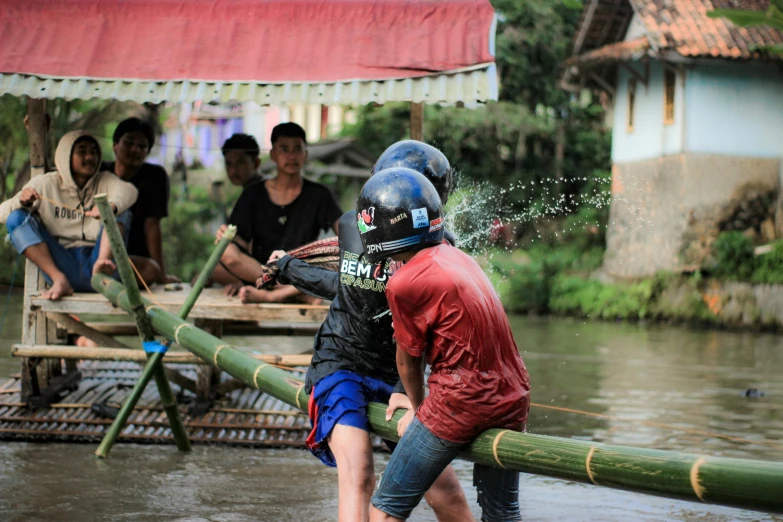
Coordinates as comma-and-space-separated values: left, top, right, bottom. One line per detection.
386, 244, 530, 443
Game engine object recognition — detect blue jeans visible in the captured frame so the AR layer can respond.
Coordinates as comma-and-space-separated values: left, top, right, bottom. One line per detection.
371, 417, 521, 522
5, 208, 131, 292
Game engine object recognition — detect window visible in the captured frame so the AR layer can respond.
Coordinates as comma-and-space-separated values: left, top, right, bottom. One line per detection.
664, 68, 676, 125
627, 78, 636, 132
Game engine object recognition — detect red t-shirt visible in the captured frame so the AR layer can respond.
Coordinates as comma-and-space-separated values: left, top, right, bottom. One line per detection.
386, 244, 530, 443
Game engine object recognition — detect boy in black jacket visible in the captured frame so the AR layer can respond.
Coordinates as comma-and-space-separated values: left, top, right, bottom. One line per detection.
268, 141, 472, 521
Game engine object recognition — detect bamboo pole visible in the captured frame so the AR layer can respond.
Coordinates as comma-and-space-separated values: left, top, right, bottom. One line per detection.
92, 195, 191, 457
11, 345, 312, 367
92, 274, 783, 515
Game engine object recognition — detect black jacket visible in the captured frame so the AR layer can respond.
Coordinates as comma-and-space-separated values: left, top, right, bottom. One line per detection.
278, 211, 456, 393
278, 211, 401, 393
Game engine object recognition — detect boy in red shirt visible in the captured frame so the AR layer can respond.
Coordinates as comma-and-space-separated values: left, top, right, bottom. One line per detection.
357, 168, 530, 522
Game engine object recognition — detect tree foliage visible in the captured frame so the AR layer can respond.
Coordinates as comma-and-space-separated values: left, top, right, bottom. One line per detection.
341, 0, 611, 244
709, 0, 783, 56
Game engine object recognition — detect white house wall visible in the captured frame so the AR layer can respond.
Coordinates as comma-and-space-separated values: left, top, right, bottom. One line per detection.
612, 61, 685, 164
684, 62, 783, 158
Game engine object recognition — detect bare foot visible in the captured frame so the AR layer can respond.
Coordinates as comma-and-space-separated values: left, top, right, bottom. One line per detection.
238, 286, 273, 304
76, 335, 98, 348
41, 278, 74, 301
223, 282, 243, 297
92, 259, 116, 276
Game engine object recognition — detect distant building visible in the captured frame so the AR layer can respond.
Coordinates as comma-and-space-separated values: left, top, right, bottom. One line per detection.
563, 0, 783, 278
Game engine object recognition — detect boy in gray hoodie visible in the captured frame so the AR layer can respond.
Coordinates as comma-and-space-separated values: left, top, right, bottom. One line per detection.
0, 130, 138, 300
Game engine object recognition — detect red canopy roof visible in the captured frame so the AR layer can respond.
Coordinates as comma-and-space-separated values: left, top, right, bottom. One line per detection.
0, 0, 497, 105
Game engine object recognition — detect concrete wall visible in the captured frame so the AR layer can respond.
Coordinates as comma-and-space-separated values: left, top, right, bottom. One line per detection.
685, 62, 783, 158
603, 153, 780, 278
612, 61, 685, 163
604, 60, 783, 278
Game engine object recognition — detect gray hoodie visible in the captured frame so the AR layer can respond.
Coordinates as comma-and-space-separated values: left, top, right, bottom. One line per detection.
0, 130, 138, 248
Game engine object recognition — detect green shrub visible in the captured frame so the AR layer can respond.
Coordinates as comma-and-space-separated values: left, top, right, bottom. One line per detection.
162, 187, 219, 282
752, 240, 783, 284
0, 224, 23, 287
549, 275, 653, 320
485, 244, 604, 313
712, 231, 756, 280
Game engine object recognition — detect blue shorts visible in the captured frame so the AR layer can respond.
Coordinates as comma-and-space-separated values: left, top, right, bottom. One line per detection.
5, 208, 130, 292
306, 370, 394, 467
372, 417, 522, 522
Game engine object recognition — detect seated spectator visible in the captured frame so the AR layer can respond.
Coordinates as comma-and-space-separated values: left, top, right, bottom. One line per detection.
103, 117, 178, 284
0, 130, 138, 300
222, 133, 263, 188
213, 123, 342, 303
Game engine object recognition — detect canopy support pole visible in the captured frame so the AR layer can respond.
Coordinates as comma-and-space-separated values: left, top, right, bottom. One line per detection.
410, 102, 424, 141
20, 98, 57, 404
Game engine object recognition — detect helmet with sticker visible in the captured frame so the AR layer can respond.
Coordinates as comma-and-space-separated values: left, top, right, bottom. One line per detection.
357, 167, 444, 263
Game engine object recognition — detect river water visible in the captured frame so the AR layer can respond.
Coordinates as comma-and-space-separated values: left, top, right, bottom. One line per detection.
0, 293, 781, 521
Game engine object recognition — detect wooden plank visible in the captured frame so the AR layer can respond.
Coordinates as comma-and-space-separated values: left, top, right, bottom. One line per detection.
410, 102, 424, 141
31, 287, 329, 322
11, 345, 313, 367
83, 321, 319, 337
46, 312, 130, 349
84, 323, 138, 335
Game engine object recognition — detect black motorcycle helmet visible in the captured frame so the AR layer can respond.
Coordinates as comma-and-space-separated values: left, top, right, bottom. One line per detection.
372, 140, 453, 205
357, 167, 444, 263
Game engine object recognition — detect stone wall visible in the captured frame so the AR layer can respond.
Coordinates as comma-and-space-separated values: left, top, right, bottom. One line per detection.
602, 153, 780, 278
701, 281, 783, 329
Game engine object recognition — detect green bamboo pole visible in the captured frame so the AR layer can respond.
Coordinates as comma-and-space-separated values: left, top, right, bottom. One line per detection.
178, 225, 236, 319
92, 195, 191, 457
92, 274, 783, 514
93, 223, 238, 458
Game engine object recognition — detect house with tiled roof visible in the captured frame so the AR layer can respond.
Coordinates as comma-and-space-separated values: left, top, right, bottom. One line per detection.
564, 0, 783, 278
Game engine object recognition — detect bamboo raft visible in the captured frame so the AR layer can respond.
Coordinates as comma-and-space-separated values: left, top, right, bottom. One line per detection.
0, 360, 385, 449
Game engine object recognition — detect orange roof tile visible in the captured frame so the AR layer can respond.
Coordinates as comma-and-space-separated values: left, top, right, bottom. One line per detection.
564, 37, 652, 68
628, 0, 783, 59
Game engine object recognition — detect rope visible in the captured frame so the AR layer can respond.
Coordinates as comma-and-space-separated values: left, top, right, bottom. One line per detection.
128, 258, 166, 310
36, 195, 80, 211
531, 402, 783, 449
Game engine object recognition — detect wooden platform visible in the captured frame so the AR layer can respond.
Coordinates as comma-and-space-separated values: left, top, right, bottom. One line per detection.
30, 285, 330, 323
0, 360, 385, 448
17, 285, 329, 406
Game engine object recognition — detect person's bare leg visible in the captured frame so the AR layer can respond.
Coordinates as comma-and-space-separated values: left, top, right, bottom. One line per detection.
92, 226, 120, 277
22, 243, 73, 300
425, 465, 475, 522
130, 255, 162, 286
210, 263, 241, 285
76, 335, 98, 348
370, 507, 404, 522
218, 243, 265, 284
329, 424, 377, 522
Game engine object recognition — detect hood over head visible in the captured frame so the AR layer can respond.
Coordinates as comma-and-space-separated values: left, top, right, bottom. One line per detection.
54, 130, 103, 190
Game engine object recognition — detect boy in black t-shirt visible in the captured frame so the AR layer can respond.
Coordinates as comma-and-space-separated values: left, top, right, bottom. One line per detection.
215, 123, 341, 303
103, 117, 178, 284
